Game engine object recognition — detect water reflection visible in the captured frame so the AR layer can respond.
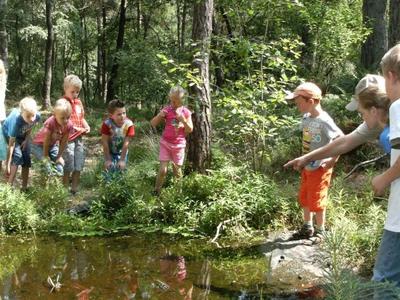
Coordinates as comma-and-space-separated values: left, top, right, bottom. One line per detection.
0, 235, 322, 299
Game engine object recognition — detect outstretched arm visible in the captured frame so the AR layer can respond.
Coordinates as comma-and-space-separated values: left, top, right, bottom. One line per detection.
284, 132, 364, 171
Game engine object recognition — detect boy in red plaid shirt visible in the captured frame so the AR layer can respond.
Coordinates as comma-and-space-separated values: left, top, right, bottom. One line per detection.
62, 75, 90, 195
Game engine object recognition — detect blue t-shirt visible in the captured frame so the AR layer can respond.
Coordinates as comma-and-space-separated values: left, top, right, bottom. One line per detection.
3, 108, 41, 142
379, 126, 391, 154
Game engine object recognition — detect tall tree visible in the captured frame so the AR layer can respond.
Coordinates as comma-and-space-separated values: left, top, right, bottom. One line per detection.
361, 0, 388, 70
187, 0, 213, 173
106, 0, 127, 102
0, 0, 8, 68
389, 0, 400, 48
42, 0, 54, 109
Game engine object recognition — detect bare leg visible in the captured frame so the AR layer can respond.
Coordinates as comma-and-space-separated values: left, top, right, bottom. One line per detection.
21, 166, 29, 190
303, 207, 313, 223
63, 171, 70, 188
315, 209, 326, 229
155, 161, 169, 194
7, 165, 18, 186
71, 171, 80, 193
172, 163, 183, 179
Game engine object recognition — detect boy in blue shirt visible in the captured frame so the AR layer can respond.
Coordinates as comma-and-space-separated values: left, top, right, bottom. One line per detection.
3, 97, 40, 190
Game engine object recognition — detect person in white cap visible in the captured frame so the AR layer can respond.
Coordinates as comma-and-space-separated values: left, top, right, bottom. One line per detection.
285, 82, 343, 241
284, 74, 389, 171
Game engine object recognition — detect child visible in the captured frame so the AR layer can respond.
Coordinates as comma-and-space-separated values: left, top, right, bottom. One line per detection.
150, 86, 193, 195
31, 99, 73, 175
3, 97, 40, 190
62, 75, 90, 195
101, 99, 135, 175
370, 43, 400, 288
285, 82, 343, 240
284, 74, 390, 171
0, 60, 7, 167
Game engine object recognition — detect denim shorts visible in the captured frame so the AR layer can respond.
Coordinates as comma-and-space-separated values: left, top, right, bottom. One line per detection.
63, 137, 85, 172
102, 153, 128, 181
31, 143, 60, 162
12, 140, 31, 167
372, 229, 400, 288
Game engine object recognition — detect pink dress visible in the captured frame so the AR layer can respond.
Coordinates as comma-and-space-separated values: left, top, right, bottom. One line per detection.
159, 105, 191, 165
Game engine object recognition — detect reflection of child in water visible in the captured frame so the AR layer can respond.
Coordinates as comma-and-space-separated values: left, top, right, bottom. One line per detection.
159, 253, 193, 300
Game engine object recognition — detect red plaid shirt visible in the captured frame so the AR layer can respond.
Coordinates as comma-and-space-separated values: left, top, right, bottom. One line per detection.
63, 96, 86, 141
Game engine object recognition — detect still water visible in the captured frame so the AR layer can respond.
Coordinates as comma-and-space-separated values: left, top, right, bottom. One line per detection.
0, 234, 321, 299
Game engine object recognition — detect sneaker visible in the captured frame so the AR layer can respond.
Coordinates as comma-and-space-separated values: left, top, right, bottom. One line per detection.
312, 229, 325, 244
291, 225, 314, 240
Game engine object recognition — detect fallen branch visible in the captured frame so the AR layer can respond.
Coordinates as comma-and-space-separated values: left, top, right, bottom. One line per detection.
210, 218, 236, 243
344, 153, 388, 179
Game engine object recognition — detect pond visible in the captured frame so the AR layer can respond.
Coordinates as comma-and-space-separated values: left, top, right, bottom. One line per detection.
0, 234, 323, 299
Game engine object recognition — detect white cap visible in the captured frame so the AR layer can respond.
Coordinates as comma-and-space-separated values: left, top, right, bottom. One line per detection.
346, 74, 386, 111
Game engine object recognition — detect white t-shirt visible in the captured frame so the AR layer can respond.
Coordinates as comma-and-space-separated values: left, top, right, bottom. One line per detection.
385, 99, 400, 232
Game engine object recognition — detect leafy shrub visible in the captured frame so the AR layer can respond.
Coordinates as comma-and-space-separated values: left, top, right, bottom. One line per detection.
322, 214, 400, 300
0, 184, 39, 233
29, 178, 69, 218
213, 37, 301, 171
327, 175, 386, 274
157, 164, 299, 236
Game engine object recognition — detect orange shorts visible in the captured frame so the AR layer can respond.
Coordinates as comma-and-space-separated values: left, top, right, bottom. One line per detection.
298, 167, 333, 212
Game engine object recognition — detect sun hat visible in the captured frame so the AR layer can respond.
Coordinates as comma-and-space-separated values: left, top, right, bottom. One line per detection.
285, 82, 322, 101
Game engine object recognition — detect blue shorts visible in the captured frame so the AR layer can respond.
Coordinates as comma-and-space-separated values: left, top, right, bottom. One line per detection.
31, 143, 60, 162
12, 140, 31, 167
372, 229, 400, 288
107, 153, 128, 171
103, 153, 128, 181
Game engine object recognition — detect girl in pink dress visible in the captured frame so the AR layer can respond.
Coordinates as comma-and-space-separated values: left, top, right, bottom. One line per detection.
151, 86, 193, 195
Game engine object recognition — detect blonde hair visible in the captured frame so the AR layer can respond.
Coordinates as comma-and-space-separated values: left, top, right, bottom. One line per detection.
169, 85, 185, 99
63, 74, 82, 90
358, 86, 390, 112
54, 98, 72, 116
19, 97, 38, 114
381, 44, 400, 78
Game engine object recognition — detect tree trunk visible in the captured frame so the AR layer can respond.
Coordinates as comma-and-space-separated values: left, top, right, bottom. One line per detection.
389, 0, 400, 48
0, 0, 8, 68
180, 0, 187, 49
218, 5, 233, 38
14, 14, 24, 81
106, 0, 127, 102
102, 2, 107, 102
212, 11, 224, 88
42, 0, 54, 109
82, 6, 90, 104
187, 0, 213, 173
96, 5, 102, 102
79, 4, 87, 102
361, 0, 388, 70
136, 0, 140, 37
177, 0, 181, 50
